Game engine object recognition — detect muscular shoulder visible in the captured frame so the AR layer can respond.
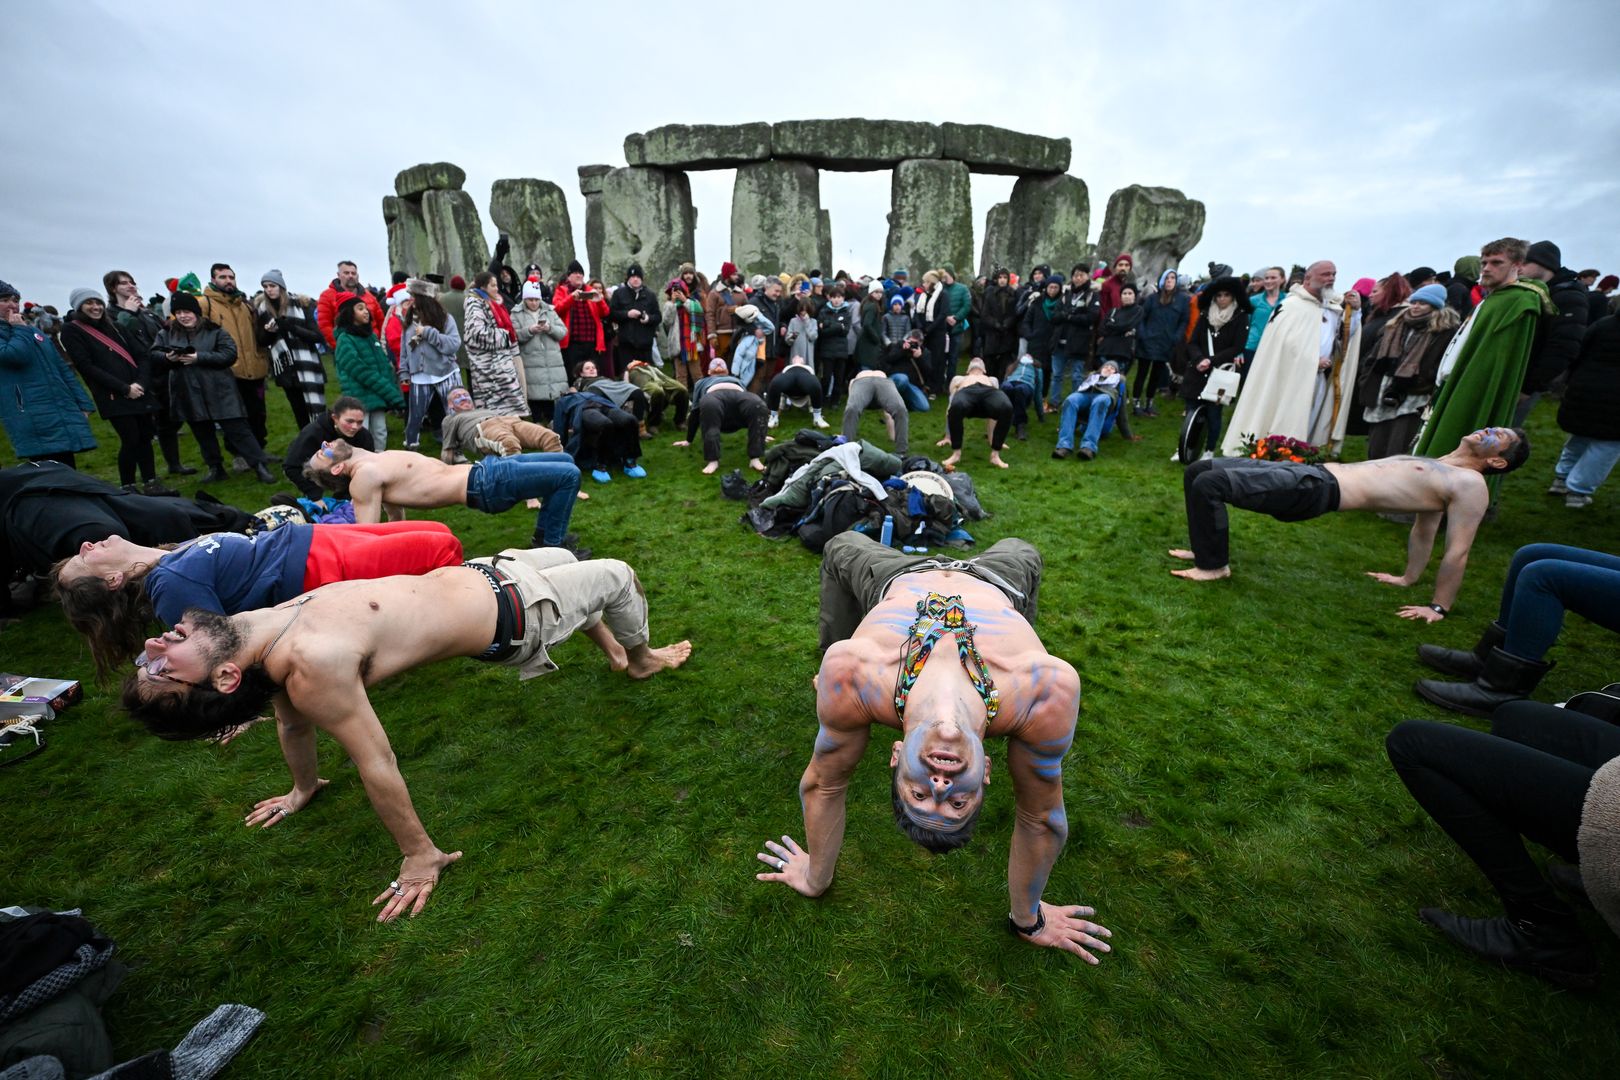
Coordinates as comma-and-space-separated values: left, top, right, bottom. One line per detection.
279, 629, 368, 721
817, 642, 889, 730
1005, 653, 1080, 743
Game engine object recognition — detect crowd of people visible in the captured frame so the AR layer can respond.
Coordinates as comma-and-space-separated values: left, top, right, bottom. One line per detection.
2, 228, 1618, 989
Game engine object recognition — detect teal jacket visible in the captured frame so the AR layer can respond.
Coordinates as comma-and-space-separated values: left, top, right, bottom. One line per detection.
0, 321, 97, 457
944, 281, 972, 329
335, 329, 404, 411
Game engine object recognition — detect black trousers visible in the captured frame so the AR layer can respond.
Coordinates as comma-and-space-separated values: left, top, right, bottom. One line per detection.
187, 418, 268, 468
578, 406, 641, 469
1386, 701, 1620, 926
696, 391, 768, 463
107, 412, 158, 485
1003, 383, 1038, 429
767, 366, 823, 410
947, 384, 1014, 450
1183, 458, 1340, 570
235, 377, 267, 446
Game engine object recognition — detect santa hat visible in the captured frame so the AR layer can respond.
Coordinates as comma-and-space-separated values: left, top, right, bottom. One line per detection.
521, 281, 546, 301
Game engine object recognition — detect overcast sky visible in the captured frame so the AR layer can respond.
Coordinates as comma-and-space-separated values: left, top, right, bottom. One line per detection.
6, 3, 1619, 307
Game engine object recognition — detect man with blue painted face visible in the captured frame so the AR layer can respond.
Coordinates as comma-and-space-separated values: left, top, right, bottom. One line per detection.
1169, 428, 1531, 623
755, 534, 1113, 963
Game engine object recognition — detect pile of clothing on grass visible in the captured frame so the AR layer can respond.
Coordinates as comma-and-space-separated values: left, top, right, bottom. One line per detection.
726, 430, 989, 553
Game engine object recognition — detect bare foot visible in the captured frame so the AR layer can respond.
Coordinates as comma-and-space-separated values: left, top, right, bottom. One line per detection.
1167, 549, 1195, 561
749, 458, 766, 473
1171, 565, 1231, 581
941, 451, 961, 469
626, 640, 693, 679
576, 491, 590, 501
935, 436, 952, 448
583, 620, 630, 672
989, 451, 1009, 469
525, 498, 542, 509
702, 461, 719, 475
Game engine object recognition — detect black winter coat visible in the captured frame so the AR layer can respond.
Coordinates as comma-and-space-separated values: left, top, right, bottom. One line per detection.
1019, 293, 1064, 360
1446, 278, 1476, 317
815, 303, 854, 360
1180, 307, 1250, 401
1557, 316, 1620, 440
1095, 304, 1145, 363
60, 315, 160, 419
609, 284, 662, 352
1524, 269, 1590, 393
1053, 288, 1097, 355
151, 321, 244, 422
980, 285, 1019, 357
1589, 290, 1613, 326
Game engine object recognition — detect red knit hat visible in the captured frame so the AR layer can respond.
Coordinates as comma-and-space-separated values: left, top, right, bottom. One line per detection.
1114, 253, 1133, 267
720, 261, 739, 279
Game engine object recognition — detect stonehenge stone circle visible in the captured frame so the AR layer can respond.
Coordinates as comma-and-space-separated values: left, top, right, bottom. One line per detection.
730, 161, 823, 281
884, 159, 973, 278
599, 166, 695, 290
383, 194, 431, 280
1002, 174, 1091, 279
817, 210, 832, 277
1096, 185, 1207, 286
979, 202, 1012, 278
421, 189, 490, 282
771, 119, 942, 171
624, 123, 772, 170
940, 123, 1070, 177
578, 166, 612, 279
489, 179, 576, 277
394, 162, 466, 200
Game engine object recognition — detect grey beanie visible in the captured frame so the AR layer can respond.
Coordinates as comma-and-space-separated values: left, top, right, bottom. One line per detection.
260, 269, 288, 291
69, 287, 102, 311
0, 279, 19, 300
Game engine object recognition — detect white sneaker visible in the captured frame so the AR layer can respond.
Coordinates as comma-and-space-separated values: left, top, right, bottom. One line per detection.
1169, 450, 1182, 463
1566, 493, 1593, 509
812, 409, 830, 429
767, 411, 780, 429
1199, 450, 1214, 461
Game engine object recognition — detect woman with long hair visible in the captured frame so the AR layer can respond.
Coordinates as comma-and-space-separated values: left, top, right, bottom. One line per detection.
61, 288, 175, 494
1357, 283, 1460, 459
253, 270, 327, 430
333, 296, 404, 448
463, 270, 528, 414
398, 286, 462, 448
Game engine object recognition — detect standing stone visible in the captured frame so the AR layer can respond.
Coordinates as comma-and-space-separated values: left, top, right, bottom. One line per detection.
979, 203, 1012, 279
771, 120, 942, 171
1004, 174, 1091, 280
394, 162, 466, 199
624, 123, 772, 170
578, 165, 612, 280
730, 160, 822, 278
421, 189, 490, 281
817, 210, 832, 277
599, 166, 695, 291
383, 195, 431, 278
489, 179, 576, 277
1095, 185, 1207, 286
883, 159, 972, 278
940, 123, 1070, 176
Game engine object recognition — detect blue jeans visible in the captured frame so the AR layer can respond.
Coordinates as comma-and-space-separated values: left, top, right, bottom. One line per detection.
1554, 435, 1620, 496
1047, 349, 1077, 406
1498, 544, 1620, 658
890, 373, 930, 412
464, 452, 581, 546
1056, 390, 1113, 452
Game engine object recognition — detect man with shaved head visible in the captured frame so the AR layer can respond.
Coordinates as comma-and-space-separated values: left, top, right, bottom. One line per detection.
1220, 259, 1363, 457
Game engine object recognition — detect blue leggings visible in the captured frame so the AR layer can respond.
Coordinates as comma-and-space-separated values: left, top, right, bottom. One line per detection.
1498, 543, 1620, 659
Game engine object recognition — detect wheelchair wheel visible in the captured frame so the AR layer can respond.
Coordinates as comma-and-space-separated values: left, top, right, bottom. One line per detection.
1178, 403, 1213, 465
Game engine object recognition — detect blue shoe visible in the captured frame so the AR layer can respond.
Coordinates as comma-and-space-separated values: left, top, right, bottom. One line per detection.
623, 463, 647, 478
591, 469, 612, 484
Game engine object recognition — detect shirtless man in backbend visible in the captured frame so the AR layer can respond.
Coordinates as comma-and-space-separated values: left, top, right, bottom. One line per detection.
122, 548, 691, 922
306, 441, 581, 550
755, 533, 1113, 962
1170, 427, 1530, 622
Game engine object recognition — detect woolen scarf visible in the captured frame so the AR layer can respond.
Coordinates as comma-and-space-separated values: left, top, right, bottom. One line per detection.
475, 288, 516, 344
1374, 304, 1438, 379
1206, 299, 1236, 332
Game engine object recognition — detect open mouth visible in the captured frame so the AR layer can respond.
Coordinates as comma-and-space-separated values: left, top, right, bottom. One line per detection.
927, 751, 963, 771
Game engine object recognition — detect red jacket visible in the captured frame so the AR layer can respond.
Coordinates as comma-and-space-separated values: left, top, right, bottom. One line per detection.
552, 284, 610, 351
317, 281, 385, 349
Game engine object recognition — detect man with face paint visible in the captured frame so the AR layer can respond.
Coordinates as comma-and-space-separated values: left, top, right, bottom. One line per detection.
1171, 427, 1531, 622
756, 534, 1113, 963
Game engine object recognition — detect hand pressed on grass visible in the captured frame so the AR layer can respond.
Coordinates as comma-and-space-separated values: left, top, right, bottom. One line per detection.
373, 848, 463, 923
755, 834, 819, 897
1022, 901, 1113, 963
245, 778, 329, 828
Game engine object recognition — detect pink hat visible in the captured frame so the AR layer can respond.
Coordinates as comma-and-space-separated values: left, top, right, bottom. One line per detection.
1351, 278, 1375, 298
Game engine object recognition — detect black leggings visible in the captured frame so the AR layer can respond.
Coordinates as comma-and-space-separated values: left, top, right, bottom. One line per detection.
767, 366, 823, 410
1182, 458, 1340, 570
1133, 359, 1167, 400
1386, 701, 1620, 926
578, 406, 641, 469
947, 384, 1014, 450
696, 391, 768, 462
107, 412, 158, 485
186, 418, 268, 468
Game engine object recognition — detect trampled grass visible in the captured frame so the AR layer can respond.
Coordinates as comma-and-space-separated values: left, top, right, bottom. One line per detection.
3, 383, 1615, 1078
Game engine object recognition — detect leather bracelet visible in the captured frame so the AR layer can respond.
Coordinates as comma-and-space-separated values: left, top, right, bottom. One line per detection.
1008, 907, 1045, 937
1428, 604, 1447, 617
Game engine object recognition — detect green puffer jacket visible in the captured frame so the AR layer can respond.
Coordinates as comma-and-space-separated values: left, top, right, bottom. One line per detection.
335, 329, 404, 411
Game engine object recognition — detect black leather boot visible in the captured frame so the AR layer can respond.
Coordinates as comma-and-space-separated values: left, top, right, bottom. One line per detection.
1414, 647, 1553, 718
1416, 621, 1506, 679
202, 464, 230, 483
1419, 908, 1598, 990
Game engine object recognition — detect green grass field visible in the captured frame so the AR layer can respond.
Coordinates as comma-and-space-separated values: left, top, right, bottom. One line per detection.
3, 378, 1615, 1078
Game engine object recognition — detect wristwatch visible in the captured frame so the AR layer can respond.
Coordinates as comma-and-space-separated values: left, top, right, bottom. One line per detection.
1008, 908, 1046, 937
1428, 604, 1447, 617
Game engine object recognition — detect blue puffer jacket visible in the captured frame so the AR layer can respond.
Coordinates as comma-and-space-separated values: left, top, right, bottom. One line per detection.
0, 321, 97, 458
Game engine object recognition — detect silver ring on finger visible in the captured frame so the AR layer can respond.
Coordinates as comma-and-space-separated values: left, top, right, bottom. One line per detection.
276, 807, 289, 816
389, 880, 404, 896
776, 858, 786, 870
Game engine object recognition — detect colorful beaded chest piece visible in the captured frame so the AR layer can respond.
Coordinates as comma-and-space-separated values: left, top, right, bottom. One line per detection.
893, 593, 1000, 722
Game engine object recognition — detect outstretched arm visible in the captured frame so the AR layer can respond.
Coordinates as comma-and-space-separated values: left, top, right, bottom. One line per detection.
1367, 511, 1440, 587
1427, 485, 1489, 612
243, 692, 329, 828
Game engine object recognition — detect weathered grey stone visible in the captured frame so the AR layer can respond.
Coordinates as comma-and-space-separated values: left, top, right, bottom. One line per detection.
771, 119, 941, 171
577, 164, 612, 197
1003, 174, 1091, 280
1096, 185, 1207, 286
599, 167, 695, 292
421, 189, 490, 280
817, 210, 832, 277
978, 202, 1012, 279
394, 162, 466, 199
489, 179, 576, 277
624, 123, 773, 170
941, 123, 1070, 176
883, 159, 972, 278
383, 195, 431, 278
583, 193, 603, 280
730, 161, 822, 278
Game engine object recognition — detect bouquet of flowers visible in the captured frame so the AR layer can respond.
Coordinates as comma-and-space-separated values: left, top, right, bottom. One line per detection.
1237, 433, 1327, 464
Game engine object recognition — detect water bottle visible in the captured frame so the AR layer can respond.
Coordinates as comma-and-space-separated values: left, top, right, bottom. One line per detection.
902, 546, 929, 555
879, 514, 894, 547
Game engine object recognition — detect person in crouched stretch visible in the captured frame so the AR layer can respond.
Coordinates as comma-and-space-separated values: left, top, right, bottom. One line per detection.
674, 358, 768, 475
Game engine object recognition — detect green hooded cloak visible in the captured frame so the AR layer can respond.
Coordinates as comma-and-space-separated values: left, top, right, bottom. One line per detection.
1414, 277, 1551, 456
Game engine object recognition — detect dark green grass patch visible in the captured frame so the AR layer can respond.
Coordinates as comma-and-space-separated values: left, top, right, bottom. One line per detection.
3, 388, 1614, 1077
